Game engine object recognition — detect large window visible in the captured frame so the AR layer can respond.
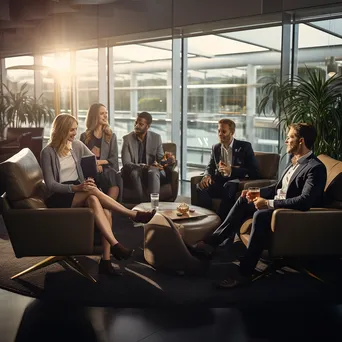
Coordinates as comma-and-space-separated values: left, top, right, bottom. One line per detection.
112, 41, 172, 152
4, 56, 34, 96
42, 52, 71, 114
3, 11, 342, 181
185, 27, 282, 179
76, 48, 99, 134
296, 19, 342, 77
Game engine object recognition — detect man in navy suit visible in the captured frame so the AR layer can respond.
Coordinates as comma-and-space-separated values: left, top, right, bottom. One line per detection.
197, 118, 259, 220
192, 123, 327, 288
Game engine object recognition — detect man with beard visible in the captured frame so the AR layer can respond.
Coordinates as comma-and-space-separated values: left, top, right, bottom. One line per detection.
189, 123, 327, 288
121, 112, 165, 202
197, 118, 259, 221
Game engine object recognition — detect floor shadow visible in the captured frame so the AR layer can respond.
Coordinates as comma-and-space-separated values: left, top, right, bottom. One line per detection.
15, 299, 99, 342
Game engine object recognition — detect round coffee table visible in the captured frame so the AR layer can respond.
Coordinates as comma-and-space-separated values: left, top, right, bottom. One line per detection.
133, 202, 221, 245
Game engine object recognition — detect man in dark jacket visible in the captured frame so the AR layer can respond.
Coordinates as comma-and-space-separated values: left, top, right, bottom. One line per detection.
192, 123, 327, 289
197, 118, 259, 220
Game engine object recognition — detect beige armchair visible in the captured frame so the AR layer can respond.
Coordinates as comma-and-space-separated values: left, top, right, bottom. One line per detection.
0, 148, 103, 283
239, 154, 342, 279
191, 151, 280, 210
122, 142, 179, 207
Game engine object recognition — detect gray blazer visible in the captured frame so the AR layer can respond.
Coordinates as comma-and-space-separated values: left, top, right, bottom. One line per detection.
40, 140, 93, 196
121, 130, 164, 166
80, 132, 119, 171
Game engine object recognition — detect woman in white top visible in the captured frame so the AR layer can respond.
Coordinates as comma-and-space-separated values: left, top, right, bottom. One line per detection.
40, 114, 156, 276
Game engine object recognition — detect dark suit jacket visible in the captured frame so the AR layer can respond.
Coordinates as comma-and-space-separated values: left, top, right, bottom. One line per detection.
260, 153, 327, 211
204, 139, 259, 181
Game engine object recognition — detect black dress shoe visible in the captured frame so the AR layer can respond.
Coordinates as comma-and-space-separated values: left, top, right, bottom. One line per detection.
110, 243, 134, 260
214, 275, 251, 289
186, 241, 215, 260
98, 259, 122, 276
133, 209, 156, 223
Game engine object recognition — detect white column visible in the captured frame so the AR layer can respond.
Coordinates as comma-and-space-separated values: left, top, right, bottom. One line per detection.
70, 51, 78, 118
166, 69, 172, 119
108, 46, 115, 125
98, 47, 108, 107
130, 72, 138, 115
246, 64, 256, 146
33, 55, 43, 99
1, 58, 6, 94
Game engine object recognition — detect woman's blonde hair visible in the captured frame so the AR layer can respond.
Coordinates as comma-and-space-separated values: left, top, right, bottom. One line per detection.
49, 114, 78, 156
84, 103, 112, 144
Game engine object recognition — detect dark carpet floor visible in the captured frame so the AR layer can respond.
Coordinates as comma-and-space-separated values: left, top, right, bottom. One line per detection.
1, 215, 342, 307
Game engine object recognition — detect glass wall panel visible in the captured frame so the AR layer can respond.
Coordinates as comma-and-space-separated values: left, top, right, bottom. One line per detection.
185, 27, 282, 179
112, 41, 172, 154
76, 48, 99, 135
41, 52, 71, 139
297, 20, 342, 77
42, 52, 71, 114
4, 56, 34, 95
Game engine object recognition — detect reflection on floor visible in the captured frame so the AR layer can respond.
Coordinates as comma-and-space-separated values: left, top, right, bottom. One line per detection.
1, 289, 342, 342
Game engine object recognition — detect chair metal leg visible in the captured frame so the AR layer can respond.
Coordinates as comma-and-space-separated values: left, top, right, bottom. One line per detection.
11, 255, 97, 283
64, 256, 97, 283
11, 256, 64, 280
300, 267, 325, 283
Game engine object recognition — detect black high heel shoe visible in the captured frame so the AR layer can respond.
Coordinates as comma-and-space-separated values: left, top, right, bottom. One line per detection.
133, 209, 156, 224
98, 259, 122, 276
110, 243, 134, 260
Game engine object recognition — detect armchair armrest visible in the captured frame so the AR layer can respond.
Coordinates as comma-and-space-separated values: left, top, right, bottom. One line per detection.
170, 166, 179, 202
190, 175, 203, 206
271, 208, 342, 257
4, 208, 95, 257
115, 171, 123, 203
240, 179, 277, 191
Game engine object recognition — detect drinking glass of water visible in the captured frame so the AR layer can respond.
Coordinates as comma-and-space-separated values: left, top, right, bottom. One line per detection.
150, 193, 159, 210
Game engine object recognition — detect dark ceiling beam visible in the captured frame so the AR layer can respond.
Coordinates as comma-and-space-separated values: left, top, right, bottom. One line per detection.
0, 0, 10, 21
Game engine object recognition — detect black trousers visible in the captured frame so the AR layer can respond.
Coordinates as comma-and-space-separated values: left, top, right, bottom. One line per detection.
204, 196, 274, 276
197, 179, 239, 221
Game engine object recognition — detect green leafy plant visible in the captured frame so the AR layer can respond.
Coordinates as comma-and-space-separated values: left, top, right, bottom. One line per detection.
0, 96, 10, 139
25, 95, 55, 128
0, 83, 55, 132
2, 82, 30, 128
258, 68, 342, 160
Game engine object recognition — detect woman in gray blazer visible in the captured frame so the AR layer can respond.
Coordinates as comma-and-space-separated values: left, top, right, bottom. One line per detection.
80, 103, 121, 201
41, 114, 156, 276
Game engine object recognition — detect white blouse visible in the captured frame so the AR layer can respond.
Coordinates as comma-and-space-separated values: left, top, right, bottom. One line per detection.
58, 152, 78, 183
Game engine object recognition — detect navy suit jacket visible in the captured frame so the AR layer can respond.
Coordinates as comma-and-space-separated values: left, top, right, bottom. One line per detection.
204, 139, 259, 181
260, 153, 327, 211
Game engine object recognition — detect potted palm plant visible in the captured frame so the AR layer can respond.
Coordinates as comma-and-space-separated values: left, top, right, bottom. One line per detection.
0, 82, 55, 162
258, 68, 342, 160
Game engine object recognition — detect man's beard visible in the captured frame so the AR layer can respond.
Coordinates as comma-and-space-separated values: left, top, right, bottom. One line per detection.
135, 127, 146, 134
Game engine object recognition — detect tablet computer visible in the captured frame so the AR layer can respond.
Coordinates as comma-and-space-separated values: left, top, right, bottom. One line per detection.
81, 155, 97, 179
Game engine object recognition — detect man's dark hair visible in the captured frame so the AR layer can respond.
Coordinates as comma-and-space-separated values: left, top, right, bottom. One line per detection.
137, 112, 152, 125
289, 123, 316, 149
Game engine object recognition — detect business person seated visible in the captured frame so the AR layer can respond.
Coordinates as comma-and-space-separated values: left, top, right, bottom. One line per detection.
197, 118, 259, 221
80, 103, 120, 201
121, 111, 166, 202
41, 114, 156, 277
190, 123, 327, 288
